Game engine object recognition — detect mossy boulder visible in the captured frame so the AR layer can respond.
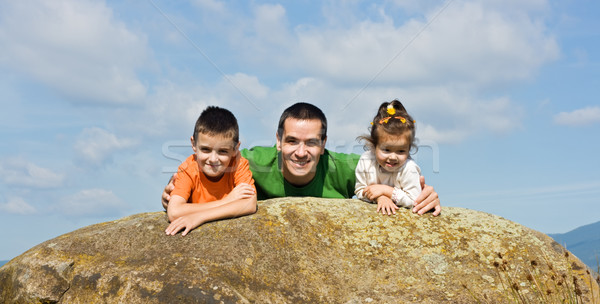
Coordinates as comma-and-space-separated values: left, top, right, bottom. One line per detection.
1, 197, 598, 303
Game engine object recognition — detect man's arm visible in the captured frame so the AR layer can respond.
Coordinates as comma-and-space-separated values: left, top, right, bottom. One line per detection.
161, 173, 176, 210
412, 176, 441, 216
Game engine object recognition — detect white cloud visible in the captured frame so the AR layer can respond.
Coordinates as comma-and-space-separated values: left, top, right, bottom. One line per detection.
298, 1, 558, 85
0, 159, 65, 188
0, 197, 37, 215
57, 188, 127, 217
554, 106, 600, 126
224, 1, 559, 86
219, 73, 270, 102
162, 0, 551, 144
0, 0, 148, 104
62, 0, 553, 146
74, 127, 137, 165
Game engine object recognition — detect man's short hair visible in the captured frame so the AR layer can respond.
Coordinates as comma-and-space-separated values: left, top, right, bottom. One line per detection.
193, 106, 239, 144
277, 102, 327, 140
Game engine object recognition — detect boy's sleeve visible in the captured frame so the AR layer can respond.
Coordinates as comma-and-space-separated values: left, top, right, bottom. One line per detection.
234, 156, 256, 191
170, 163, 194, 203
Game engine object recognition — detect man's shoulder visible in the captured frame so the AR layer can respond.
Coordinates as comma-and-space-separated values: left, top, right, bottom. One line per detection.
323, 149, 360, 172
241, 145, 276, 156
325, 149, 361, 162
240, 145, 278, 165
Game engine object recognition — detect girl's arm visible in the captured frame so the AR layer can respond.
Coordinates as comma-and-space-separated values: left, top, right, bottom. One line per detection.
391, 160, 422, 208
355, 154, 373, 201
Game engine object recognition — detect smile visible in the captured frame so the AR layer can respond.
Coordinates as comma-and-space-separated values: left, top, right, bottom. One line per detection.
291, 159, 309, 167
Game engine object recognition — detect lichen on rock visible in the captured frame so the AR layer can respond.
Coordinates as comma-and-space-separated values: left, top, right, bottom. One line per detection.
0, 197, 598, 303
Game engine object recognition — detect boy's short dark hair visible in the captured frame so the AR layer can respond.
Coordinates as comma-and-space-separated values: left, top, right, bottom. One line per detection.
193, 106, 239, 144
277, 102, 327, 140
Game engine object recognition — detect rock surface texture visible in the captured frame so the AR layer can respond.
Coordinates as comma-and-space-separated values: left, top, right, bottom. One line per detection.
1, 197, 599, 303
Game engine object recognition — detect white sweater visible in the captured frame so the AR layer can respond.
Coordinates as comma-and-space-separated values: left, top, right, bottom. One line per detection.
354, 150, 422, 208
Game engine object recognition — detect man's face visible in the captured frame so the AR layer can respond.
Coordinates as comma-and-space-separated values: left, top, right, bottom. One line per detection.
276, 118, 326, 186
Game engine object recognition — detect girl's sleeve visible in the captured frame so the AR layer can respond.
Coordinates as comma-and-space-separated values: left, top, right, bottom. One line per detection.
391, 160, 422, 208
354, 154, 370, 202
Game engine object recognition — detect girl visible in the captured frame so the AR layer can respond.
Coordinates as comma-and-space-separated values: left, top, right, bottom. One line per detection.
355, 99, 421, 215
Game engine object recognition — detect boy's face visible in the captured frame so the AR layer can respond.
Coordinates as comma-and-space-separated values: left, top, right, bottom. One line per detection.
191, 133, 239, 181
276, 118, 326, 186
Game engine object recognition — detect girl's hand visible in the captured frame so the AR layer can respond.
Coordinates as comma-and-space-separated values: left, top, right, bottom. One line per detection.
376, 196, 399, 215
364, 184, 393, 201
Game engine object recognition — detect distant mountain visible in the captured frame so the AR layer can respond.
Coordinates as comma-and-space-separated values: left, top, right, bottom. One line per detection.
549, 220, 600, 271
0, 260, 7, 267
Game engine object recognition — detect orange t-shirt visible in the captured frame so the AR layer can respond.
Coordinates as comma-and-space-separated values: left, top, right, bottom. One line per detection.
171, 154, 255, 203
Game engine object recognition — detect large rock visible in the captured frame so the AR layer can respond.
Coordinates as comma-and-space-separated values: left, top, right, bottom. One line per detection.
1, 198, 598, 303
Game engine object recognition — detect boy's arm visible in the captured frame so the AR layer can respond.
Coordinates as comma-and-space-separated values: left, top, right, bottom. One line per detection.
166, 183, 257, 222
165, 192, 257, 236
165, 182, 257, 236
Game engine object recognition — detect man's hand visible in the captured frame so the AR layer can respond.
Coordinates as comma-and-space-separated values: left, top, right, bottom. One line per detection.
363, 184, 393, 201
413, 176, 441, 216
376, 196, 399, 215
161, 173, 177, 210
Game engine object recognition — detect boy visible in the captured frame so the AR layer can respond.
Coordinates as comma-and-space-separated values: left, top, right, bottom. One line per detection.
165, 106, 257, 236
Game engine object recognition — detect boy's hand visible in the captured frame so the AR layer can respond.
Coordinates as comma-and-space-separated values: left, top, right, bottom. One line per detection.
413, 176, 441, 216
376, 196, 399, 215
165, 213, 204, 236
363, 184, 393, 201
162, 173, 177, 210
225, 183, 255, 203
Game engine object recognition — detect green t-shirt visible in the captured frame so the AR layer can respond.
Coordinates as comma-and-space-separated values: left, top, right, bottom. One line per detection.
240, 146, 360, 200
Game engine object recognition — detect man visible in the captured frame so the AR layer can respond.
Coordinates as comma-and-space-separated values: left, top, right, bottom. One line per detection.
163, 102, 441, 215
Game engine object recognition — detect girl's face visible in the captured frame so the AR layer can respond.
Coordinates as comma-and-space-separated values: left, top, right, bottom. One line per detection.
374, 130, 411, 173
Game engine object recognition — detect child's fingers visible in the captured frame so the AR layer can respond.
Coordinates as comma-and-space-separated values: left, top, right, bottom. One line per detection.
165, 219, 184, 235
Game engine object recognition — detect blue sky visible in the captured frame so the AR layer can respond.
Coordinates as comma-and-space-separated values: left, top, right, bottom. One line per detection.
1, 0, 599, 261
